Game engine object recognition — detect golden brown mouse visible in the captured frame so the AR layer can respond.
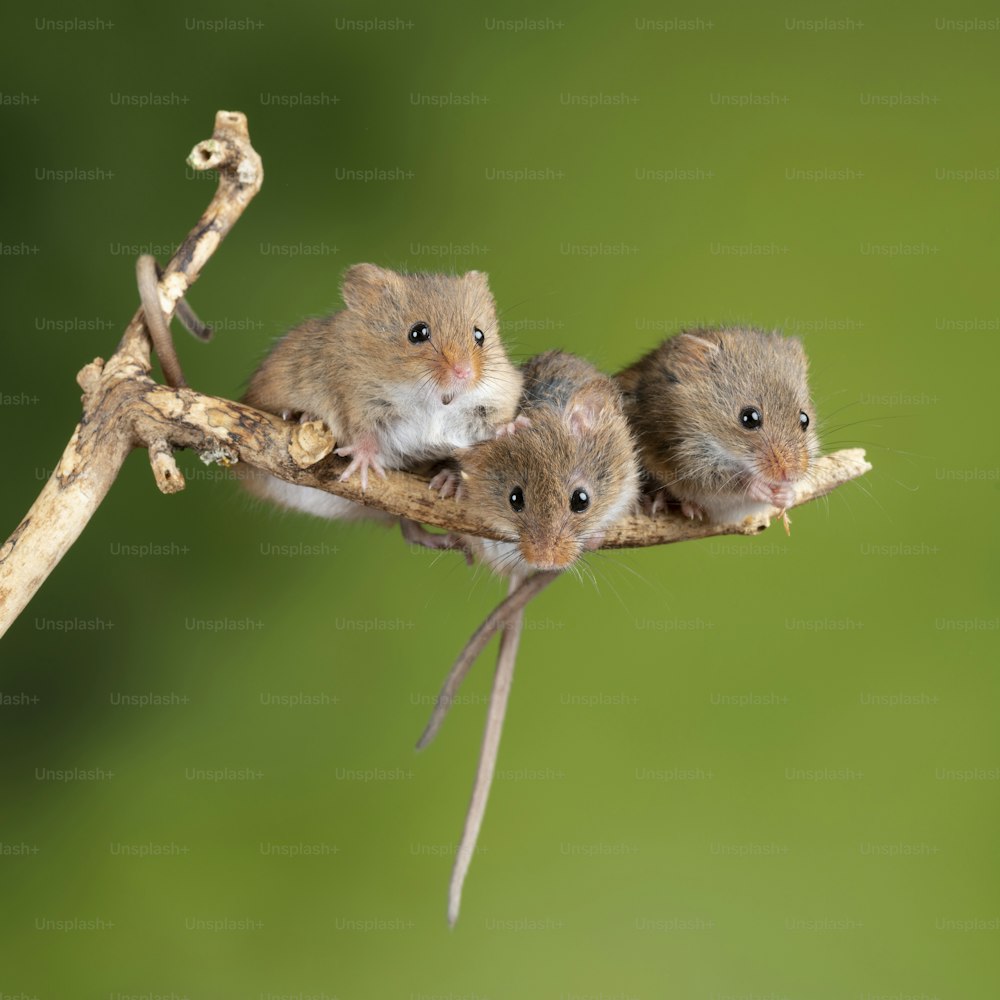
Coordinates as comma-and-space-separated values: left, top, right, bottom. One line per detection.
456, 350, 640, 575
616, 327, 819, 523
240, 264, 522, 519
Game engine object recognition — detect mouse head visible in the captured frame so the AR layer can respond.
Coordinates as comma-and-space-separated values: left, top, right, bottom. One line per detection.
459, 381, 639, 573
667, 328, 820, 490
341, 264, 507, 405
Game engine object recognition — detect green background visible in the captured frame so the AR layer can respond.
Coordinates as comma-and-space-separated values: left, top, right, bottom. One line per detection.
2, 2, 998, 998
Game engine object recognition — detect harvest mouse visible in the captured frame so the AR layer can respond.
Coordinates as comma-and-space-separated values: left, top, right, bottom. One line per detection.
615, 326, 819, 523
417, 351, 639, 926
456, 350, 640, 576
240, 264, 522, 520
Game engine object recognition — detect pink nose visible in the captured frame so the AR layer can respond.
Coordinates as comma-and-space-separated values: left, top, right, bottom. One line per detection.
451, 363, 472, 380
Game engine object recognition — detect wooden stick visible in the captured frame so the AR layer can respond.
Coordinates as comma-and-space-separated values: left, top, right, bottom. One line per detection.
0, 110, 263, 636
0, 108, 873, 643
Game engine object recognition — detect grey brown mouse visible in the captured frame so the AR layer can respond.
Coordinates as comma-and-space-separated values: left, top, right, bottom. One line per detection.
616, 327, 819, 523
240, 264, 523, 520
418, 350, 640, 926
456, 350, 640, 576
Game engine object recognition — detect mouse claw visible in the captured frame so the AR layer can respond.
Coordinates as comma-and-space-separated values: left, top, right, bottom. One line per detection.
495, 414, 531, 437
279, 408, 322, 425
429, 468, 463, 499
680, 500, 706, 521
638, 491, 670, 518
335, 441, 388, 492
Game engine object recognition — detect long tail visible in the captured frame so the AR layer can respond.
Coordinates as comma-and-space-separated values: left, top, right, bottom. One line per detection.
447, 578, 526, 926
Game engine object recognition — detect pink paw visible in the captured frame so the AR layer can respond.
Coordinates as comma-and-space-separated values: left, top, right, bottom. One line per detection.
495, 414, 532, 437
429, 468, 464, 500
748, 479, 795, 510
772, 484, 796, 510
335, 438, 388, 492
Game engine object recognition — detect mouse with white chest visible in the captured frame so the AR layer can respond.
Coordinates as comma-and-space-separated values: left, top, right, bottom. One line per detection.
240, 263, 522, 519
616, 326, 820, 524
456, 350, 640, 576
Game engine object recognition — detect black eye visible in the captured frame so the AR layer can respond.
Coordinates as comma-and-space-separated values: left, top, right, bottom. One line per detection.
570, 488, 590, 513
740, 407, 762, 430
408, 322, 430, 344
799, 410, 810, 430
473, 327, 485, 346
509, 487, 525, 512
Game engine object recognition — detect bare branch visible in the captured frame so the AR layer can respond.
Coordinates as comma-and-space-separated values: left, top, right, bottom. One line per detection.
0, 106, 872, 645
0, 109, 876, 935
0, 110, 263, 637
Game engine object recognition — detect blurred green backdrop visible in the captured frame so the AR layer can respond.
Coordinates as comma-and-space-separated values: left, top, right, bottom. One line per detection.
2, 2, 998, 998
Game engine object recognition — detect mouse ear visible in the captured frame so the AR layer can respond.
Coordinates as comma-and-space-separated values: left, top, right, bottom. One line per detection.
784, 335, 808, 363
341, 264, 403, 312
564, 380, 613, 438
462, 270, 491, 295
671, 331, 722, 370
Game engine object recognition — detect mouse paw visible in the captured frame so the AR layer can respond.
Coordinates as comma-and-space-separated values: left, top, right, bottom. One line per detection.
279, 408, 323, 425
748, 479, 795, 510
429, 468, 464, 500
637, 490, 669, 517
494, 414, 532, 437
335, 437, 388, 492
680, 500, 707, 521
771, 484, 796, 510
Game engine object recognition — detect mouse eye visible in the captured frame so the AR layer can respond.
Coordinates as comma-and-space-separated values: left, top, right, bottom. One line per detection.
509, 486, 525, 512
570, 488, 590, 513
473, 327, 485, 346
408, 322, 431, 344
739, 406, 762, 430
799, 410, 810, 430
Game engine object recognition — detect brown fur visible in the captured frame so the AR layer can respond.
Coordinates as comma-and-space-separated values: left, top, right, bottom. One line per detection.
616, 327, 819, 521
244, 264, 520, 453
459, 351, 640, 573
240, 264, 522, 515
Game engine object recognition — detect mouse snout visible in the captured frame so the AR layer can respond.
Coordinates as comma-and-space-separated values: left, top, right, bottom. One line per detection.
759, 443, 808, 484
519, 533, 580, 572
438, 349, 477, 389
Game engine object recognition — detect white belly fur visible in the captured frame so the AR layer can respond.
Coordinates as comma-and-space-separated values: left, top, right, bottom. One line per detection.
377, 383, 488, 466
255, 474, 396, 524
